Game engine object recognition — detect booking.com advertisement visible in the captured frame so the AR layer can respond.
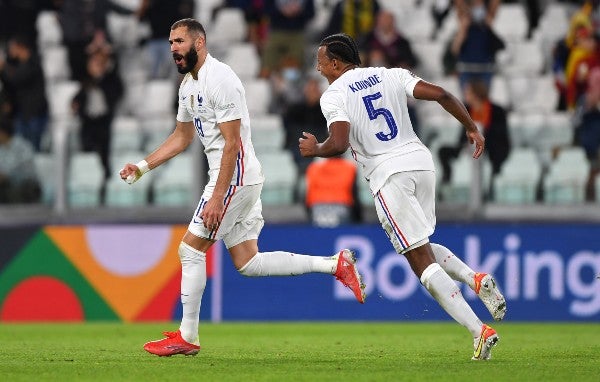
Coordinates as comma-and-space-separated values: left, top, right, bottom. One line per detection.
222, 223, 600, 322
0, 224, 599, 322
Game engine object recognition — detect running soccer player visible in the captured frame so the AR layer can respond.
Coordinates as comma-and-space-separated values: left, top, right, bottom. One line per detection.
119, 19, 366, 357
299, 33, 506, 360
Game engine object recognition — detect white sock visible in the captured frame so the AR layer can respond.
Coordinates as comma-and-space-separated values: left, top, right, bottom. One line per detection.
420, 263, 482, 337
239, 251, 337, 276
177, 243, 206, 344
431, 243, 476, 290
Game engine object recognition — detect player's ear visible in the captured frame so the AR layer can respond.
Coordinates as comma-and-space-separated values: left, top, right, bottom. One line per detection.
195, 35, 204, 51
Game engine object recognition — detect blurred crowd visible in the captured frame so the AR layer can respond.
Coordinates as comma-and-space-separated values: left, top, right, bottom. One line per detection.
0, 0, 598, 216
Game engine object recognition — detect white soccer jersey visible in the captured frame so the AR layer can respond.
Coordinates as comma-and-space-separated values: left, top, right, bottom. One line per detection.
176, 53, 264, 187
320, 67, 434, 194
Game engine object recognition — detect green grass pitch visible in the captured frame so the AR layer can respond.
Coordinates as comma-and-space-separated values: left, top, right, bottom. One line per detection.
0, 322, 598, 381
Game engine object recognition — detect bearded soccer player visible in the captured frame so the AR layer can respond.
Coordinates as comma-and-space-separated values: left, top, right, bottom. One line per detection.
120, 19, 366, 357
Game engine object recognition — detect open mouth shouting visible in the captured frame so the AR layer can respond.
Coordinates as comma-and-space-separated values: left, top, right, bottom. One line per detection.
173, 53, 184, 67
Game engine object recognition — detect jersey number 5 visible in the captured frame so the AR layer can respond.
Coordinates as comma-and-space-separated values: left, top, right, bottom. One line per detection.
362, 92, 398, 141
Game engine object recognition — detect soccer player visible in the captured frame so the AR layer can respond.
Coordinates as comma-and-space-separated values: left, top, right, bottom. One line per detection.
119, 19, 366, 357
299, 33, 506, 360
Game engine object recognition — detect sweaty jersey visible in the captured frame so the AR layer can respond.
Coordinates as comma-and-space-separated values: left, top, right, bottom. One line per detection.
320, 66, 435, 194
176, 53, 264, 187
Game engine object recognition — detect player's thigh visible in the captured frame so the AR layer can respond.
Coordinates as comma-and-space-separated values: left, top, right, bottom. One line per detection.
374, 171, 436, 254
188, 184, 263, 243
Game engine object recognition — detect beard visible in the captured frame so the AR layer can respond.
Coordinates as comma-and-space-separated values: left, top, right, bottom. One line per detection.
174, 47, 199, 74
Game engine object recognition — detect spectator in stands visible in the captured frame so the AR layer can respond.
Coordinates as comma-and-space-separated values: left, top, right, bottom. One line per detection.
213, 1, 268, 55
282, 76, 329, 177
574, 66, 600, 163
321, 0, 381, 42
137, 0, 194, 80
0, 0, 59, 51
358, 10, 419, 70
305, 155, 362, 227
71, 44, 124, 185
58, 0, 134, 81
565, 28, 600, 111
449, 0, 504, 91
552, 18, 594, 111
438, 78, 510, 184
269, 55, 306, 114
260, 0, 315, 79
0, 116, 41, 204
0, 35, 48, 152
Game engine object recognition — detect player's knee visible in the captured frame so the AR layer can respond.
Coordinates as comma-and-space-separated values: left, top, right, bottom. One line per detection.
178, 242, 205, 265
238, 253, 261, 277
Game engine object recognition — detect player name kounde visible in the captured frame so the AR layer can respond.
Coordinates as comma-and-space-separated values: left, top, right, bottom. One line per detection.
349, 75, 382, 93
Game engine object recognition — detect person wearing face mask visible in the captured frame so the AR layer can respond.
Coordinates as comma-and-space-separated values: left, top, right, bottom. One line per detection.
450, 0, 504, 92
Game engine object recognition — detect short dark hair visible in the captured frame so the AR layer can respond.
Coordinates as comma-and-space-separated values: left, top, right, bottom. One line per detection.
9, 34, 33, 50
467, 78, 489, 100
171, 18, 206, 41
319, 33, 361, 66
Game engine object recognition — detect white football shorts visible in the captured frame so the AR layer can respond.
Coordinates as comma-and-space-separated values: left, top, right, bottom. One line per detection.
373, 171, 436, 254
188, 183, 265, 249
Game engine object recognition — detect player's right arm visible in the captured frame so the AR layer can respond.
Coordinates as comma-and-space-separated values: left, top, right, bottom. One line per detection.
413, 80, 485, 159
119, 120, 195, 184
299, 121, 350, 158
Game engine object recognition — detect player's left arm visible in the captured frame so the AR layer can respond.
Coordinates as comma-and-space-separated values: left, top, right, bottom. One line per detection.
299, 121, 350, 158
413, 80, 484, 159
200, 119, 241, 229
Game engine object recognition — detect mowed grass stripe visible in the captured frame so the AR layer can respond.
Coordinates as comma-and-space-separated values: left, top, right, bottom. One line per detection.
0, 322, 598, 382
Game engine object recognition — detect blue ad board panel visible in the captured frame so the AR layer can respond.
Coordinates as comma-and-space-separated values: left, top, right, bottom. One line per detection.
220, 223, 600, 321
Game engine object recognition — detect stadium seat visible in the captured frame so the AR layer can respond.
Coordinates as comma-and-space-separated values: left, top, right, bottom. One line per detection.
245, 79, 272, 116
47, 81, 80, 120
400, 6, 435, 43
41, 46, 70, 84
422, 114, 463, 153
251, 114, 285, 154
138, 80, 176, 119
543, 147, 591, 204
533, 112, 574, 165
223, 43, 261, 81
492, 3, 529, 43
532, 2, 570, 71
507, 111, 545, 148
110, 116, 143, 154
106, 13, 142, 49
34, 153, 57, 205
105, 151, 151, 207
208, 7, 247, 56
489, 75, 510, 110
509, 75, 558, 113
493, 147, 541, 204
256, 150, 297, 205
498, 41, 545, 76
153, 152, 195, 207
412, 41, 445, 79
355, 166, 373, 207
68, 152, 105, 207
36, 11, 62, 47
441, 150, 492, 203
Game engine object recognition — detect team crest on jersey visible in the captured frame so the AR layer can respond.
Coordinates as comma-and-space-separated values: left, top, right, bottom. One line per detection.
197, 94, 203, 108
